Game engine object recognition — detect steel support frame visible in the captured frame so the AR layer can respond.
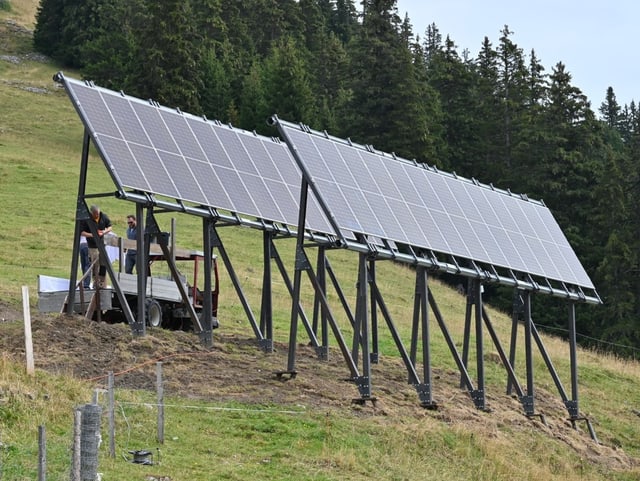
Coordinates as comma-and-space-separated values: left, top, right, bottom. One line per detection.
459, 279, 488, 409
208, 224, 321, 353
408, 266, 435, 407
67, 109, 599, 440
312, 247, 331, 359
67, 130, 138, 333
271, 244, 321, 352
501, 289, 598, 440
351, 253, 373, 400
144, 211, 205, 336
210, 226, 263, 346
282, 243, 361, 382
279, 133, 595, 414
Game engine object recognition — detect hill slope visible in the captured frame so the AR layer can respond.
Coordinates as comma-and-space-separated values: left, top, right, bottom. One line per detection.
0, 300, 637, 477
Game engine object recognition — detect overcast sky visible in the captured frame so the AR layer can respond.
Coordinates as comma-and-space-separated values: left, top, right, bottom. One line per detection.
395, 0, 638, 109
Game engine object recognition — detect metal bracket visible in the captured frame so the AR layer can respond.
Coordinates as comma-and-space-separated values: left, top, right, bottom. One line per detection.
520, 394, 535, 416
315, 345, 329, 360
564, 399, 579, 418
259, 338, 273, 352
525, 412, 548, 426
470, 389, 489, 411
569, 415, 600, 443
353, 376, 373, 400
294, 245, 311, 271
199, 330, 212, 347
415, 383, 438, 410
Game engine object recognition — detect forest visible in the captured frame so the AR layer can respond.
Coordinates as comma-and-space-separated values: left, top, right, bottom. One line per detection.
32, 0, 640, 356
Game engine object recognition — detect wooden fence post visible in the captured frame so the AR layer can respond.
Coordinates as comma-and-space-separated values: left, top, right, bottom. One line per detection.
22, 286, 35, 375
71, 409, 81, 481
108, 372, 115, 458
38, 425, 46, 481
156, 362, 164, 444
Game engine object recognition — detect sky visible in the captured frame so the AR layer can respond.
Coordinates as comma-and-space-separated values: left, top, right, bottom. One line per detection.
395, 0, 639, 109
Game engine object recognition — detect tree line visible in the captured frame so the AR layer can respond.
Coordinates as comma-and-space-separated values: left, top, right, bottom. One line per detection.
33, 0, 640, 356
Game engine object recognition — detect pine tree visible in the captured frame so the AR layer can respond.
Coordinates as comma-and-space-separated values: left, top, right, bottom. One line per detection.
127, 0, 203, 113
599, 86, 623, 130
343, 0, 439, 161
199, 46, 234, 122
239, 0, 304, 57
331, 0, 359, 44
495, 26, 528, 176
509, 49, 548, 190
262, 36, 318, 127
471, 36, 502, 183
238, 60, 270, 133
80, 0, 139, 89
33, 0, 65, 58
34, 0, 103, 68
423, 28, 477, 172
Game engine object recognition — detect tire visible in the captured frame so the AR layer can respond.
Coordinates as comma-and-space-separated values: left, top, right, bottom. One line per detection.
145, 299, 163, 328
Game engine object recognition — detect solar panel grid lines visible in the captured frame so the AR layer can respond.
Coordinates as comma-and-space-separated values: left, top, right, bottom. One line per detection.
282, 126, 362, 235
275, 119, 596, 291
61, 74, 596, 293
93, 135, 147, 191
63, 75, 331, 235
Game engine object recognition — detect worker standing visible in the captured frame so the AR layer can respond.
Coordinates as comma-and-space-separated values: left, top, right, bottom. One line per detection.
80, 205, 112, 288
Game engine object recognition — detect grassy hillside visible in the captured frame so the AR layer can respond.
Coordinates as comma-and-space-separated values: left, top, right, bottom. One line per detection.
1, 2, 640, 480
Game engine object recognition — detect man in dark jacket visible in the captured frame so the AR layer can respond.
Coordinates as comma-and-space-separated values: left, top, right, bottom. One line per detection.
80, 205, 112, 288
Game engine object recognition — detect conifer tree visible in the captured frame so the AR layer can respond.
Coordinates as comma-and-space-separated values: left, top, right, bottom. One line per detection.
423, 28, 477, 172
239, 0, 304, 57
495, 26, 528, 176
472, 36, 502, 183
599, 86, 623, 130
343, 0, 438, 161
262, 36, 318, 127
239, 60, 270, 133
199, 46, 234, 122
79, 0, 138, 89
34, 0, 103, 68
33, 0, 65, 58
331, 0, 359, 44
127, 0, 203, 113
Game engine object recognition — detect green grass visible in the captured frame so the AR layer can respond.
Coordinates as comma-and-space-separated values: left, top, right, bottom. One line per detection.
1, 355, 634, 481
2, 361, 636, 481
1, 7, 640, 481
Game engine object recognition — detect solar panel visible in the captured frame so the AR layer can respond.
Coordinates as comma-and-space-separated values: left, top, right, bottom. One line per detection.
61, 76, 334, 234
61, 74, 595, 292
275, 120, 595, 290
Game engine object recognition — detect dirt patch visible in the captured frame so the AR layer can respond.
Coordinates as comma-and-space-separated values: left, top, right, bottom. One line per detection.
0, 299, 637, 473
0, 299, 22, 322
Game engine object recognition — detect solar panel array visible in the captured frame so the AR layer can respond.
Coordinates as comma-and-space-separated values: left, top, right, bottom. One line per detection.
62, 76, 333, 234
275, 121, 594, 290
61, 74, 595, 292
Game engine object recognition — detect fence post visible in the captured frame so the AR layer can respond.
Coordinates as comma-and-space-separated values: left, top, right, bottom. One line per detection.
71, 409, 81, 481
79, 404, 102, 481
156, 362, 164, 444
22, 286, 35, 375
108, 372, 115, 458
38, 425, 46, 481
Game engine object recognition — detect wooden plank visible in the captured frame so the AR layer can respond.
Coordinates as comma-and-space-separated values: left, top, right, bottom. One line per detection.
104, 235, 210, 260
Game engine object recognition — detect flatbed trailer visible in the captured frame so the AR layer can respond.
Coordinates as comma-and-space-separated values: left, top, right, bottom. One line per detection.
38, 234, 219, 330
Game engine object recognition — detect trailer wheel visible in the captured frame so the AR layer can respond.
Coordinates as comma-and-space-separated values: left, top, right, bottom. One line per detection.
145, 299, 163, 328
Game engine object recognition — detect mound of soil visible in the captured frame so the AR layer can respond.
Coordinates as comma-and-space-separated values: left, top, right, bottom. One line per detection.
0, 299, 636, 472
